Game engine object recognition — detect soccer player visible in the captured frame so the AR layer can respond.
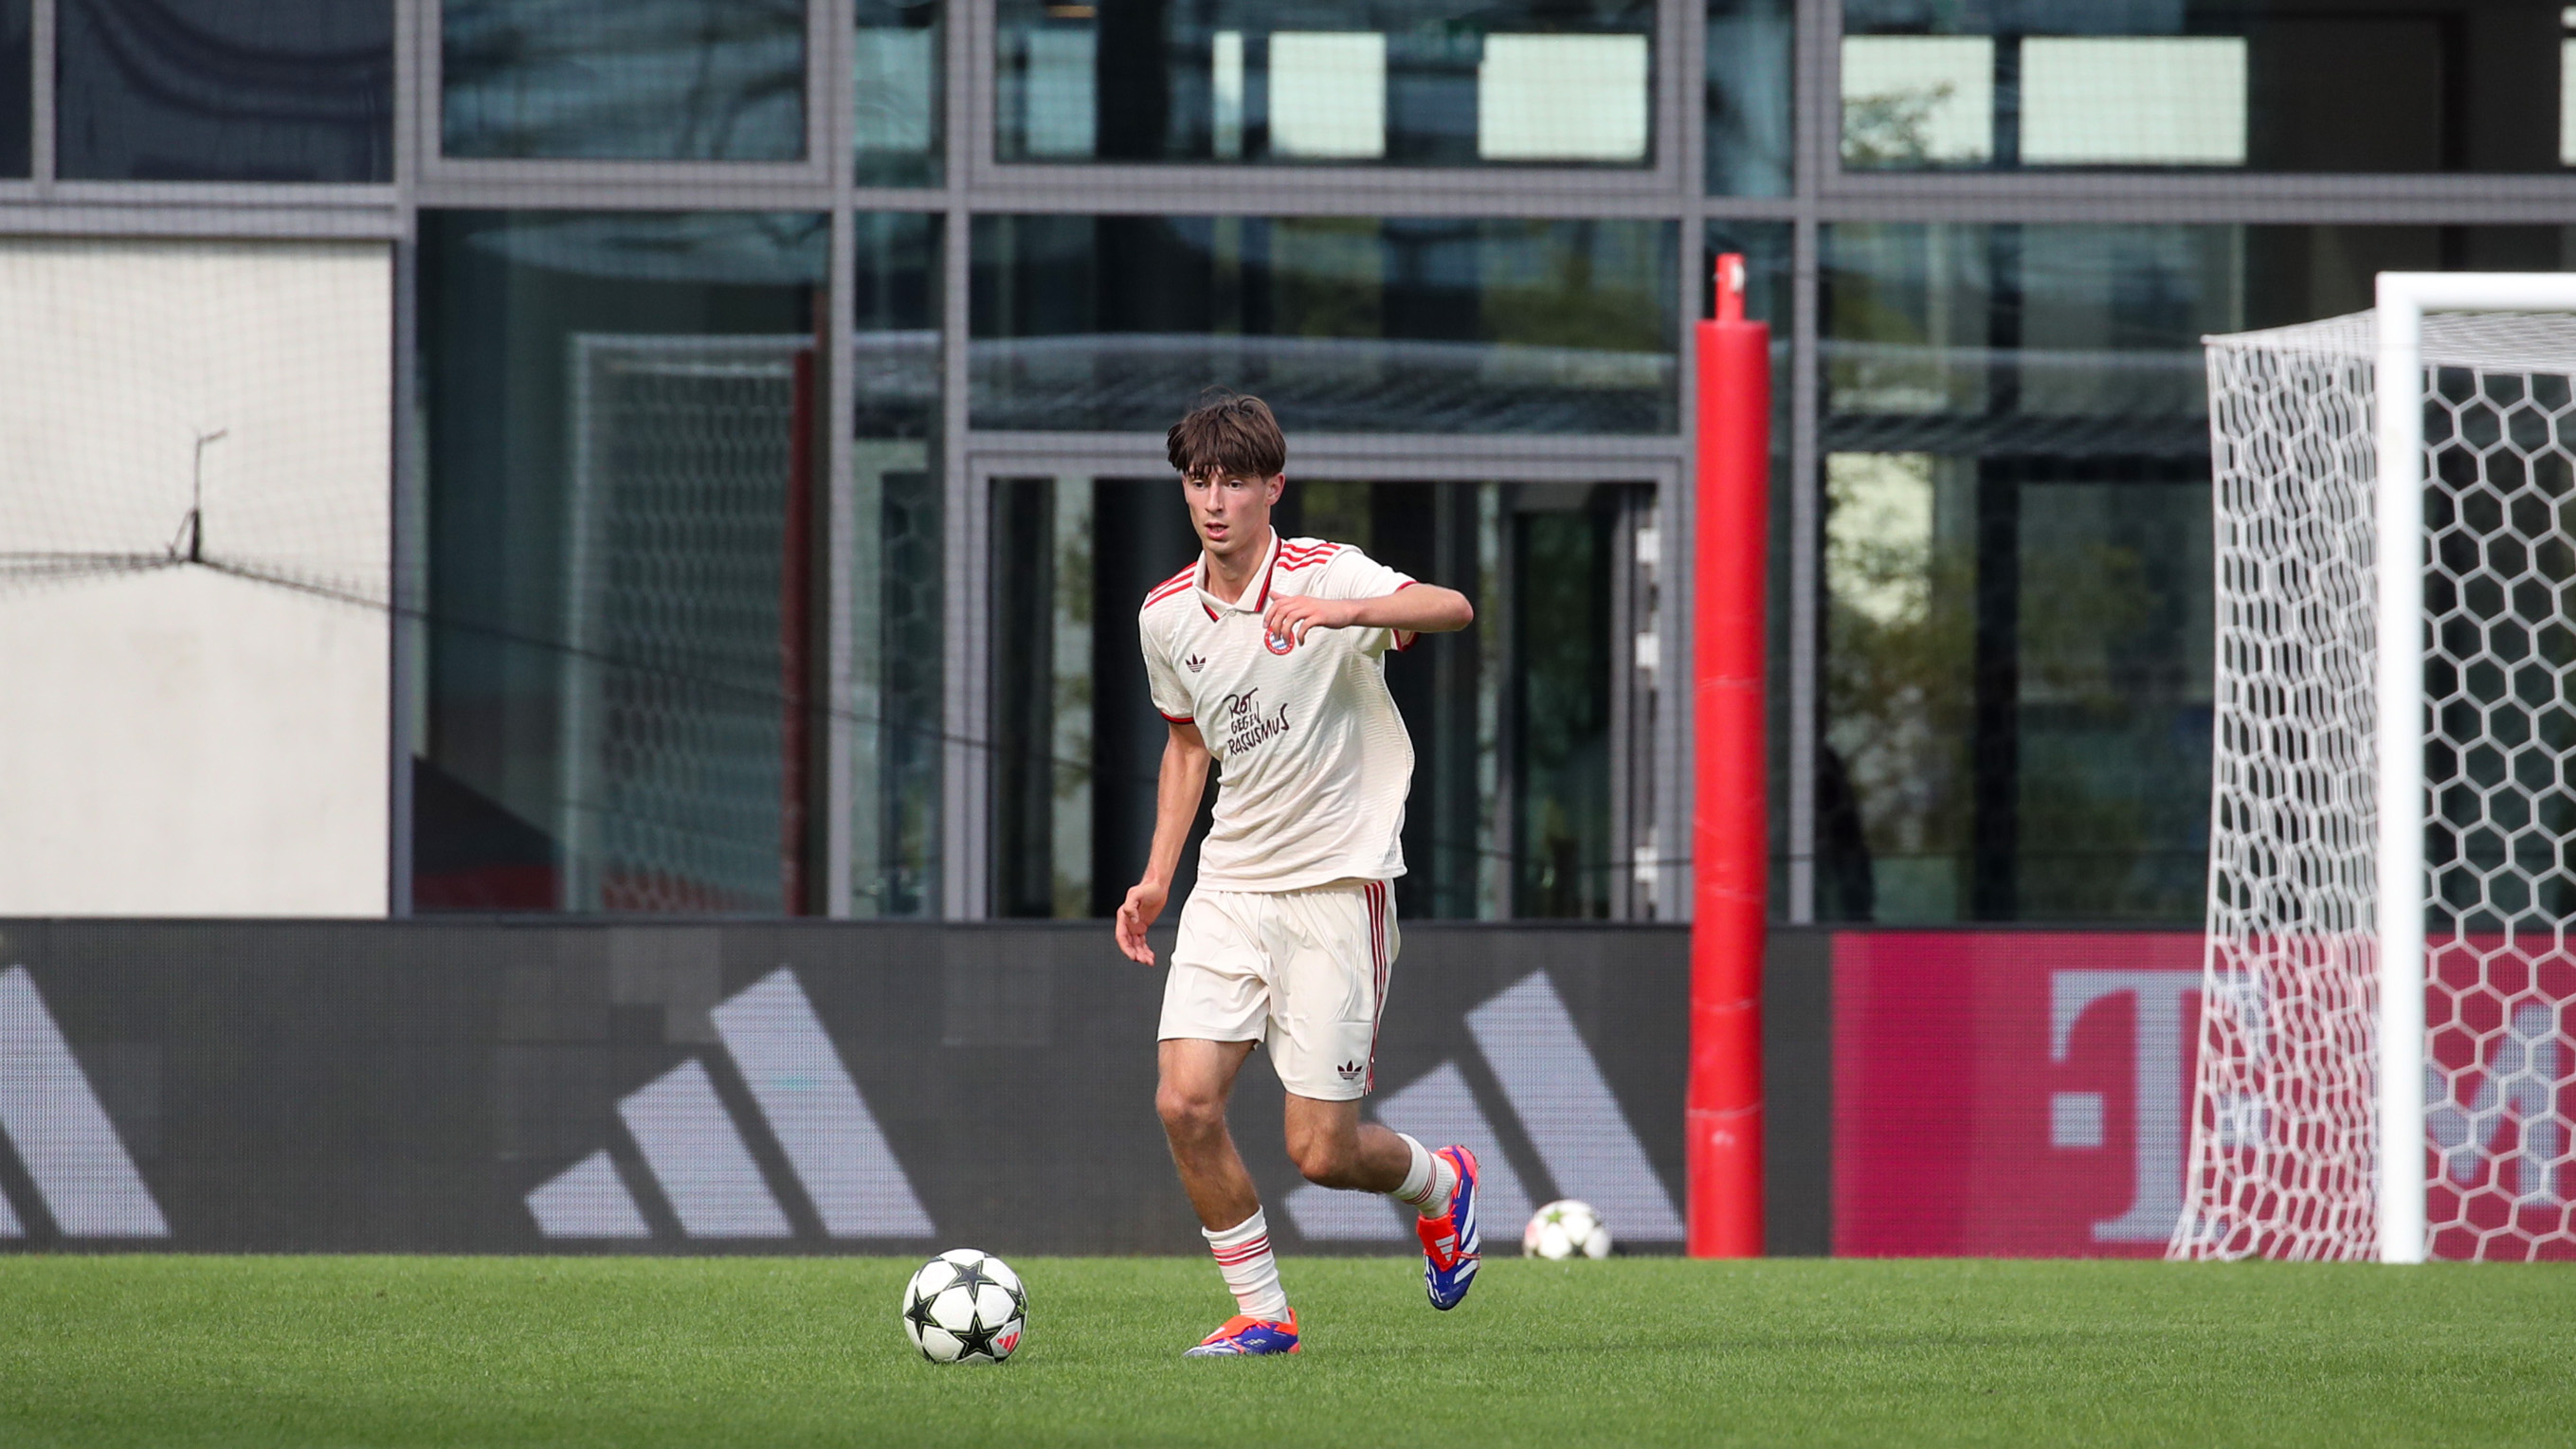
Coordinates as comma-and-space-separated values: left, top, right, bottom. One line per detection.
1115, 393, 1482, 1358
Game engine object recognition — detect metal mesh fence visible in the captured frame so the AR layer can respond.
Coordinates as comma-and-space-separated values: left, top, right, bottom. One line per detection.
0, 238, 393, 605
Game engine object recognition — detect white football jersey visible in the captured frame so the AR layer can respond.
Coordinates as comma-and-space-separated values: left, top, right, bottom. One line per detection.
1139, 531, 1417, 891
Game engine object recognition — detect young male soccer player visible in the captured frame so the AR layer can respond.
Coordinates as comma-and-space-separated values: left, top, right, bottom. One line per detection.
1114, 393, 1482, 1358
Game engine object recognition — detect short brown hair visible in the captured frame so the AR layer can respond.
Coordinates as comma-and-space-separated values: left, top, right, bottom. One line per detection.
1166, 391, 1285, 480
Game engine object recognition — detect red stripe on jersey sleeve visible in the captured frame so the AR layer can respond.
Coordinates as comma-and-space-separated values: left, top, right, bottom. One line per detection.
1276, 542, 1342, 571
1142, 562, 1198, 608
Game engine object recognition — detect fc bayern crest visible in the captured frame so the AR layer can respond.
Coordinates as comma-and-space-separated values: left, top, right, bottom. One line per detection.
1263, 629, 1295, 655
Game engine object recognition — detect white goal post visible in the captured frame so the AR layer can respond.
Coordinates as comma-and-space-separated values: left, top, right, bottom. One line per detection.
2373, 274, 2576, 1263
2375, 275, 2576, 1262
2181, 274, 2576, 1265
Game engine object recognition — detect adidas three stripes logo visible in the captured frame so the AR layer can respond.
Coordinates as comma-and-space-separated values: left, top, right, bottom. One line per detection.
527, 968, 936, 1241
0, 967, 170, 1240
1283, 970, 1687, 1243
0, 959, 1668, 1247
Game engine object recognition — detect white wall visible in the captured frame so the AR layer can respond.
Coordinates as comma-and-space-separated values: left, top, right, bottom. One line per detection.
0, 240, 391, 915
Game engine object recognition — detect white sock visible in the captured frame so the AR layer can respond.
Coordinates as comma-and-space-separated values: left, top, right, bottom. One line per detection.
1391, 1133, 1457, 1219
1203, 1208, 1290, 1321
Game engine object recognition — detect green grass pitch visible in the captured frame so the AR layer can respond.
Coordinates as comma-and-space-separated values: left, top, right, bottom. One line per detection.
2, 1255, 2569, 1446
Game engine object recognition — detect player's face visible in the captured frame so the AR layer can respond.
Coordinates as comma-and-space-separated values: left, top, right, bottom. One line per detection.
1182, 469, 1283, 561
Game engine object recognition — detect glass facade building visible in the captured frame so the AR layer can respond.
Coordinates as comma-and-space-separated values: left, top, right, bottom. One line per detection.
442, 0, 807, 161
994, 0, 1658, 166
1840, 1, 2570, 174
6, 0, 2575, 927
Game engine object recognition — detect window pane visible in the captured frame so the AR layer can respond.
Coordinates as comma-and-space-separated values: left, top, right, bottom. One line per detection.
1822, 223, 2236, 924
1841, 1, 2571, 173
850, 213, 943, 917
987, 477, 1642, 920
2022, 38, 2245, 166
442, 0, 806, 161
855, 0, 940, 184
971, 215, 1678, 433
1706, 0, 1791, 194
1817, 223, 2576, 925
1, 0, 27, 177
988, 477, 1100, 918
56, 0, 390, 181
1512, 488, 1622, 917
1818, 449, 2213, 924
852, 212, 939, 440
416, 211, 828, 914
994, 0, 1654, 166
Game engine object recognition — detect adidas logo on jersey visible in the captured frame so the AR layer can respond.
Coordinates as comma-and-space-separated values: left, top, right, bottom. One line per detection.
524, 968, 934, 1242
1185, 654, 1206, 673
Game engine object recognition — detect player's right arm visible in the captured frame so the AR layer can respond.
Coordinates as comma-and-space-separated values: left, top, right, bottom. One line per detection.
1116, 719, 1211, 965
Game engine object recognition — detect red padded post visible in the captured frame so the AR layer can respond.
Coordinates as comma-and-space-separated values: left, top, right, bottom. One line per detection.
1688, 254, 1769, 1259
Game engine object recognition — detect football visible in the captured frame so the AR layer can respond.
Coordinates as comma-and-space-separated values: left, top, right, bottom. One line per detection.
901, 1249, 1027, 1364
1522, 1200, 1612, 1259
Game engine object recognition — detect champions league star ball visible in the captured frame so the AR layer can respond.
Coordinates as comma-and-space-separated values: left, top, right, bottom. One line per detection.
902, 1250, 1027, 1364
1522, 1200, 1613, 1260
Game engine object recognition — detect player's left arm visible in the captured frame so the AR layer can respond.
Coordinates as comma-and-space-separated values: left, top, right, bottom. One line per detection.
1261, 582, 1472, 648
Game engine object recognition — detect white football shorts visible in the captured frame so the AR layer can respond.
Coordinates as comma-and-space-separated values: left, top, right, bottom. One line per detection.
1159, 878, 1399, 1101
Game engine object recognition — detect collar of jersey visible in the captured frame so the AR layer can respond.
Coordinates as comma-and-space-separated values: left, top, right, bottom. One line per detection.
1194, 530, 1282, 617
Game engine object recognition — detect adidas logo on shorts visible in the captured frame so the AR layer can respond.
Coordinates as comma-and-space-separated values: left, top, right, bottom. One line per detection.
1337, 1060, 1364, 1081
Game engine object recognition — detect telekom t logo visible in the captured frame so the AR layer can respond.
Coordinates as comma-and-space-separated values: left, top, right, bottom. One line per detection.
2050, 970, 2198, 1244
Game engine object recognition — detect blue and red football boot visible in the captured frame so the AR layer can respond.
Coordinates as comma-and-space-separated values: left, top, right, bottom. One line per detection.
1417, 1144, 1482, 1310
1183, 1308, 1301, 1357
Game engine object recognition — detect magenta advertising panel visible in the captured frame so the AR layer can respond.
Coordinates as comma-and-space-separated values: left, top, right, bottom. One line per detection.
1832, 932, 2203, 1258
1832, 931, 2576, 1260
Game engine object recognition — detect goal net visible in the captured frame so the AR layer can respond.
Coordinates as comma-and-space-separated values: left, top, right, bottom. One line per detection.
2178, 284, 2576, 1262
560, 334, 818, 915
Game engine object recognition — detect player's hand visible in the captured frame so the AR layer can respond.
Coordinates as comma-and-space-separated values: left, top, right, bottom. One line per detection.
1116, 879, 1169, 964
1261, 594, 1357, 649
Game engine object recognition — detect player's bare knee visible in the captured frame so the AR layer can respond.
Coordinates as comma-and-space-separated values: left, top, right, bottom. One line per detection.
1286, 1132, 1361, 1187
1155, 1083, 1225, 1142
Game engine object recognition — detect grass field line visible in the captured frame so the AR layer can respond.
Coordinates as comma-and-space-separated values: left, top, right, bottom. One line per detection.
1, 1256, 2569, 1447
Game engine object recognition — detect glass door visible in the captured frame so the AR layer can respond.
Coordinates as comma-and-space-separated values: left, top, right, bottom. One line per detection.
971, 470, 1664, 920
